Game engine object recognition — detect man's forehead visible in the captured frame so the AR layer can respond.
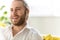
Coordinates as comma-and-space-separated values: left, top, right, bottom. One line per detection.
11, 1, 24, 7
12, 0, 23, 5
13, 0, 24, 1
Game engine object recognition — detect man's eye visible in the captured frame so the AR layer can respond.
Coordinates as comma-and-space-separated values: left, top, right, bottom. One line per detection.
10, 9, 13, 11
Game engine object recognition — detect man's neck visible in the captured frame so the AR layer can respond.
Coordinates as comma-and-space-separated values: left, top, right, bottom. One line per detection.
12, 23, 26, 36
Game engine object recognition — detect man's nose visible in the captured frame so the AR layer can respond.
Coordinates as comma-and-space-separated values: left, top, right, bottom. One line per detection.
12, 10, 17, 15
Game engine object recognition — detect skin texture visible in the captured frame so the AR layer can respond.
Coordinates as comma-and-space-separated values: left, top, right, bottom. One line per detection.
10, 0, 29, 36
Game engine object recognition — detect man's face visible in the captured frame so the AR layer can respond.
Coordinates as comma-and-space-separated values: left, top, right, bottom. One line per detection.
10, 1, 28, 26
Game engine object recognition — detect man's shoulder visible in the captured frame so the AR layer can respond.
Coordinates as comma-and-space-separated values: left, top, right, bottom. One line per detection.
0, 27, 9, 36
25, 27, 42, 40
25, 27, 40, 36
0, 27, 8, 32
0, 26, 11, 34
26, 27, 38, 33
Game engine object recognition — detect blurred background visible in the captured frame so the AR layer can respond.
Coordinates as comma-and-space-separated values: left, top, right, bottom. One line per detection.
0, 0, 60, 37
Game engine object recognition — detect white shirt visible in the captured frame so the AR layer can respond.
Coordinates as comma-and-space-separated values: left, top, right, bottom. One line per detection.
1, 25, 43, 40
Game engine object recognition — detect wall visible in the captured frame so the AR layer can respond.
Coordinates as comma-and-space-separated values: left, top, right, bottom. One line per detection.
28, 16, 60, 36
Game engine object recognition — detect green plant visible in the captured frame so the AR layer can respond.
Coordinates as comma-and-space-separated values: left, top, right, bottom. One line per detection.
0, 5, 11, 27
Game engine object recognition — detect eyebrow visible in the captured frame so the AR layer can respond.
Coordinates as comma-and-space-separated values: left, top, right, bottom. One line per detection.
10, 7, 21, 9
16, 7, 21, 8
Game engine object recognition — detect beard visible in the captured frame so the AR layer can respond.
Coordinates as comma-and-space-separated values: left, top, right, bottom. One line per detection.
11, 12, 26, 26
14, 16, 25, 26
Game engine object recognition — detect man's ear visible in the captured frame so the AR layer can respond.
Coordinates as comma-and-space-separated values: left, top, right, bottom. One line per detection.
26, 8, 29, 15
25, 8, 29, 20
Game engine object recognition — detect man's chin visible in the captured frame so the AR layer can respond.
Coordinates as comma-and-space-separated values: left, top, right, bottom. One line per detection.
11, 19, 25, 26
12, 22, 23, 26
12, 22, 18, 25
13, 23, 20, 26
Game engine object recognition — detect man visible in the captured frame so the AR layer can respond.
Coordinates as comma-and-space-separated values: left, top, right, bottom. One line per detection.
3, 0, 43, 40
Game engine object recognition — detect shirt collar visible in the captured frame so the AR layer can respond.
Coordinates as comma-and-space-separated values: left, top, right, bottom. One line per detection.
9, 24, 27, 37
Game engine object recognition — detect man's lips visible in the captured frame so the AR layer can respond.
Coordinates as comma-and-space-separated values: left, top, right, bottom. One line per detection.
12, 17, 18, 19
12, 16, 19, 19
12, 17, 19, 21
